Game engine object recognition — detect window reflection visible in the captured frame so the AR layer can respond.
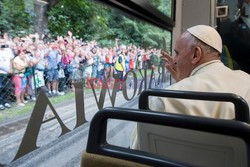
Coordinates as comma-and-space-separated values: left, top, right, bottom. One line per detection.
218, 0, 250, 74
148, 0, 173, 18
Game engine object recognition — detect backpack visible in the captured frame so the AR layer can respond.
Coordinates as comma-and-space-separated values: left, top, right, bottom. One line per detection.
118, 55, 123, 63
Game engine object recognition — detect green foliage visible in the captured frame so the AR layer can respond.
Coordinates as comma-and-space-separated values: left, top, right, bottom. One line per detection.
149, 0, 172, 18
106, 14, 171, 50
0, 0, 34, 37
47, 0, 109, 40
0, 0, 172, 51
0, 91, 75, 124
47, 1, 172, 50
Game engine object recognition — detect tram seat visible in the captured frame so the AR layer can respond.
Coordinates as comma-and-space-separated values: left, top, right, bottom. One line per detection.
136, 89, 250, 167
82, 107, 250, 167
81, 152, 150, 167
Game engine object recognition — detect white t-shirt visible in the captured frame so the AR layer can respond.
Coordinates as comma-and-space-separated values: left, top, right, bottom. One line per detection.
0, 48, 14, 74
13, 56, 28, 74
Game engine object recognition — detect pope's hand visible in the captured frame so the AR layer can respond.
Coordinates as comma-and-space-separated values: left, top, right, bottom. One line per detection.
161, 51, 180, 81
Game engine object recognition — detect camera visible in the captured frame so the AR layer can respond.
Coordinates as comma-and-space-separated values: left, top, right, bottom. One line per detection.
24, 49, 31, 54
80, 59, 86, 64
0, 44, 8, 48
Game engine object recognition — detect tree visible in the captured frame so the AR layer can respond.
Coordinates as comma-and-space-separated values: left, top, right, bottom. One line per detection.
47, 0, 108, 40
44, 0, 172, 50
149, 0, 172, 18
104, 12, 171, 50
0, 0, 34, 37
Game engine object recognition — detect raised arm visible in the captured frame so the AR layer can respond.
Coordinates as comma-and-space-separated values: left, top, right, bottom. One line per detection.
161, 51, 180, 82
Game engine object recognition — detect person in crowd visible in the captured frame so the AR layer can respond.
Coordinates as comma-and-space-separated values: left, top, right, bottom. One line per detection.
78, 48, 87, 83
137, 50, 143, 70
62, 48, 73, 90
70, 47, 82, 91
0, 39, 14, 110
149, 49, 160, 70
114, 46, 126, 90
150, 25, 250, 119
84, 51, 94, 82
57, 39, 67, 94
124, 48, 130, 72
105, 48, 115, 79
129, 55, 135, 71
142, 49, 150, 69
128, 49, 136, 71
34, 50, 47, 94
96, 48, 105, 82
91, 46, 98, 80
45, 44, 63, 96
25, 45, 40, 101
12, 49, 29, 107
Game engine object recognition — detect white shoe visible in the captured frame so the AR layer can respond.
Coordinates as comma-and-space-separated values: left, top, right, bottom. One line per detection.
17, 103, 25, 107
4, 103, 11, 108
58, 91, 65, 96
22, 100, 28, 104
48, 91, 52, 97
0, 104, 5, 110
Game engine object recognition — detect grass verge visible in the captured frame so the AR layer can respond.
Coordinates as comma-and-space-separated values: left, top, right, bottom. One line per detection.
0, 92, 75, 124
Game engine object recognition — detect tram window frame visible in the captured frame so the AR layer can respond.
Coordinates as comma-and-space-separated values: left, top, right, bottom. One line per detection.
93, 0, 175, 32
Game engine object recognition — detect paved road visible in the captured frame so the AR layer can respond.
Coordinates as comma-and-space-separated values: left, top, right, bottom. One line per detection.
0, 89, 139, 167
0, 70, 170, 167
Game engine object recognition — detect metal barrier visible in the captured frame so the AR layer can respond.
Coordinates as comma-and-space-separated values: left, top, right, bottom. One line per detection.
0, 66, 169, 110
0, 74, 15, 107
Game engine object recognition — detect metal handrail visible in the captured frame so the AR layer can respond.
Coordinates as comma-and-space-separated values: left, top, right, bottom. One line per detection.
139, 89, 250, 123
86, 107, 250, 167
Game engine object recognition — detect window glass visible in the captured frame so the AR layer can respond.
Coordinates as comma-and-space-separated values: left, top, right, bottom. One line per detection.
218, 0, 250, 74
0, 0, 172, 166
148, 0, 173, 19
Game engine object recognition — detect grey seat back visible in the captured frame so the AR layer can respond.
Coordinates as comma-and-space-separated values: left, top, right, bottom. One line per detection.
137, 89, 250, 167
138, 123, 247, 167
86, 107, 250, 167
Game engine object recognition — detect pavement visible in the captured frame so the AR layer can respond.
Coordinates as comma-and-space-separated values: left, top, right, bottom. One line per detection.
0, 72, 170, 167
0, 88, 139, 167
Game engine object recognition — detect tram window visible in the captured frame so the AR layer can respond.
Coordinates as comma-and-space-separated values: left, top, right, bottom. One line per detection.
106, 119, 136, 148
148, 0, 174, 19
0, 0, 173, 166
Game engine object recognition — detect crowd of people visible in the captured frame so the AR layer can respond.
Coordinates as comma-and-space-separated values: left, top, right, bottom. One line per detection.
0, 31, 162, 110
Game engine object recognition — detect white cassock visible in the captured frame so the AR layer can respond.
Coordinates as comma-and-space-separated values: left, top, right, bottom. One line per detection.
150, 60, 250, 119
131, 60, 250, 148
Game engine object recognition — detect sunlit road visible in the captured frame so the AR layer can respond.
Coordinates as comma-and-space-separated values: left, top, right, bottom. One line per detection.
0, 88, 138, 167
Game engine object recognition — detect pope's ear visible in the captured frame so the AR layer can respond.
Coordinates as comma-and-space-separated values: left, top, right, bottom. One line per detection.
192, 46, 202, 64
